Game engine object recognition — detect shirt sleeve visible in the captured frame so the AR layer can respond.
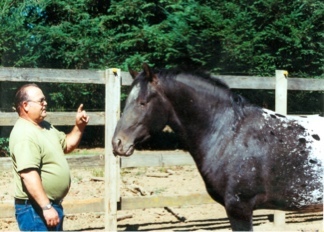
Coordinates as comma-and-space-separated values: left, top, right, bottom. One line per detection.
58, 130, 67, 151
52, 125, 67, 151
12, 140, 42, 172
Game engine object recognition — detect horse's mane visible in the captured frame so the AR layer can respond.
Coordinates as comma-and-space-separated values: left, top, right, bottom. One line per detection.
157, 67, 257, 120
158, 68, 230, 91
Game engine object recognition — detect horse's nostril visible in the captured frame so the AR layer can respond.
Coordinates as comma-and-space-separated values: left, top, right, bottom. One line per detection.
113, 138, 122, 148
112, 138, 121, 149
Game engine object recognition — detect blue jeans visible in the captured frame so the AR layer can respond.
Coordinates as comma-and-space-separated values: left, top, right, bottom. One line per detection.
15, 202, 64, 231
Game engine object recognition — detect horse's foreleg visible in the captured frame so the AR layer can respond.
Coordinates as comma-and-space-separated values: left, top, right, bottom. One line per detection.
225, 200, 253, 231
227, 214, 253, 231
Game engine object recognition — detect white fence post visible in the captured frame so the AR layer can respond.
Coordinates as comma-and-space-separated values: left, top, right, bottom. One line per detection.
104, 68, 121, 231
274, 70, 288, 226
275, 70, 288, 114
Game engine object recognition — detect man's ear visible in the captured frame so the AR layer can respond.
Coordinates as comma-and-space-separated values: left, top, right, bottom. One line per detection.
21, 101, 29, 112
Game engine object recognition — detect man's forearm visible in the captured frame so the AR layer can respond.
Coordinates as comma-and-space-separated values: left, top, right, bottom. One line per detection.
65, 104, 89, 153
20, 169, 51, 207
65, 124, 85, 153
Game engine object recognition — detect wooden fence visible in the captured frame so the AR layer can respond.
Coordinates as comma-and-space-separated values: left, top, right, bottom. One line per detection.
0, 67, 324, 230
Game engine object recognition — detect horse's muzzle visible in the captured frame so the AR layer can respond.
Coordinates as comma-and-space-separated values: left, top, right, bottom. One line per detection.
112, 138, 135, 157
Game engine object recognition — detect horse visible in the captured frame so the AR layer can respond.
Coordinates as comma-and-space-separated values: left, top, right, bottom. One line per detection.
112, 63, 323, 231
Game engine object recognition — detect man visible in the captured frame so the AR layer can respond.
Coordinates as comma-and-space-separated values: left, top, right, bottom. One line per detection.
9, 83, 89, 231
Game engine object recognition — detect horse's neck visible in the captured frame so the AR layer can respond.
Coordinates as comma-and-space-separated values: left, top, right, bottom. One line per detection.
162, 78, 235, 151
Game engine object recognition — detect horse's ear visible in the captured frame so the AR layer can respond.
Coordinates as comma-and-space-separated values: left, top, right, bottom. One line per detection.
128, 66, 138, 79
142, 63, 157, 83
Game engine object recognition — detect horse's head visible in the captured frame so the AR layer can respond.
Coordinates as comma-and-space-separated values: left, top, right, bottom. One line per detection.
112, 63, 170, 156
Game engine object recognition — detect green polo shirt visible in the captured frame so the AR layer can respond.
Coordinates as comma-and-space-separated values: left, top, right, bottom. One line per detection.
9, 117, 71, 201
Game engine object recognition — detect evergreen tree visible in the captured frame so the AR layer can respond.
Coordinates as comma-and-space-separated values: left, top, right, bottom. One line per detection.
0, 0, 323, 114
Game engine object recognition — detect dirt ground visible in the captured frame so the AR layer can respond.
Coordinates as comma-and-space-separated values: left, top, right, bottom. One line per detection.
0, 150, 323, 231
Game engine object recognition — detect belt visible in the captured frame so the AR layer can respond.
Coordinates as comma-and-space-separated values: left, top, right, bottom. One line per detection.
15, 198, 62, 205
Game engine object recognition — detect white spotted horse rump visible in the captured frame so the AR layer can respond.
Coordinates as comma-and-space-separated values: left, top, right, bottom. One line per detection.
262, 108, 323, 161
262, 108, 323, 209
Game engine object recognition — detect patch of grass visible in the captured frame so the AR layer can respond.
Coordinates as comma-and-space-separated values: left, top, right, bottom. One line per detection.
91, 168, 104, 177
153, 187, 167, 195
158, 167, 167, 173
135, 167, 147, 177
73, 176, 83, 183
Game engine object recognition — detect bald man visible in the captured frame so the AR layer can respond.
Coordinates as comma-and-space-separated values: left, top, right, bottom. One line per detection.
9, 83, 89, 231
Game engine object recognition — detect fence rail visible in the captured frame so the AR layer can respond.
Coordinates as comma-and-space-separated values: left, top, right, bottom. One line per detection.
1, 67, 323, 230
1, 68, 323, 126
0, 112, 105, 126
0, 150, 194, 171
1, 67, 324, 89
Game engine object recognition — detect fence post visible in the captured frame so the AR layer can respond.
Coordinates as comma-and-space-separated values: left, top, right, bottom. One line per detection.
274, 70, 288, 226
275, 70, 288, 114
104, 68, 121, 231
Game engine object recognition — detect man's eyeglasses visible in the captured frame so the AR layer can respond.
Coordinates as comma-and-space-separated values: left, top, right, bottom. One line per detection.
27, 98, 47, 105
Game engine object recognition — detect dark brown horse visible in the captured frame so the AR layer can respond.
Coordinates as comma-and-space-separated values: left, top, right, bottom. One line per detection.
112, 63, 323, 231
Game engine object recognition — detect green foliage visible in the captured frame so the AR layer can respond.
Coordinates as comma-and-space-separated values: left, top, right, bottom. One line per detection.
44, 83, 105, 112
207, 0, 324, 76
0, 1, 322, 79
0, 137, 9, 157
1, 0, 323, 76
0, 82, 20, 111
0, 0, 49, 67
